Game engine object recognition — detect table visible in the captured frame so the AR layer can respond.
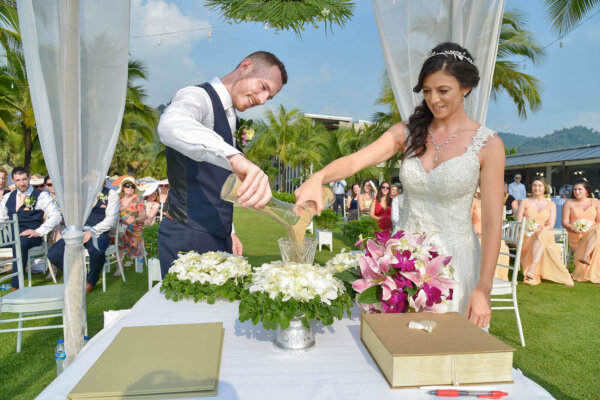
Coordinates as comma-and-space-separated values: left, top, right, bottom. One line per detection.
38, 284, 554, 399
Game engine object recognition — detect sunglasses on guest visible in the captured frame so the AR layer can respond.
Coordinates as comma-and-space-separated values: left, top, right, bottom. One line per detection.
123, 183, 134, 189
381, 186, 390, 189
45, 183, 53, 187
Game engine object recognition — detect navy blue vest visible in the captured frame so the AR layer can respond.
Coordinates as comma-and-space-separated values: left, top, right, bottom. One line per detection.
6, 189, 44, 231
164, 83, 236, 238
86, 187, 110, 227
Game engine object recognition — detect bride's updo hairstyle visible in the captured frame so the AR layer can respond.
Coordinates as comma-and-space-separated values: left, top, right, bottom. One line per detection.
404, 42, 480, 159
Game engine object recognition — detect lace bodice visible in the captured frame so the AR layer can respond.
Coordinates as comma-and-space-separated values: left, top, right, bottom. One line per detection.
397, 125, 495, 314
399, 125, 495, 236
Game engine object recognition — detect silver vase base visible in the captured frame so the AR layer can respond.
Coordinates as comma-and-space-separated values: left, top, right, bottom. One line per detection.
273, 318, 316, 353
273, 340, 316, 353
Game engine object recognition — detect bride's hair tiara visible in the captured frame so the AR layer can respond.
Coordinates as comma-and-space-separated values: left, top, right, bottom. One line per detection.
424, 50, 474, 66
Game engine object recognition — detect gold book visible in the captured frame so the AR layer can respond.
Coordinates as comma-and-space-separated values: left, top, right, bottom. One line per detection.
361, 313, 514, 388
68, 323, 224, 399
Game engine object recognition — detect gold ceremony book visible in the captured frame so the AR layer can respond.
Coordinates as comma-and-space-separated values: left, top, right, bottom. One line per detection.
361, 312, 514, 388
68, 322, 224, 399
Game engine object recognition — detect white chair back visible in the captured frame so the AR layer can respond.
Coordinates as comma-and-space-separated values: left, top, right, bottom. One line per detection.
0, 216, 24, 289
500, 220, 526, 285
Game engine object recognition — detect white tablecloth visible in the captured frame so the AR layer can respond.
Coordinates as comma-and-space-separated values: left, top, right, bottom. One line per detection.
38, 284, 554, 399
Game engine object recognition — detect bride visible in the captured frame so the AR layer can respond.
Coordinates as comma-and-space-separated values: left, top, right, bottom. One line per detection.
295, 42, 504, 328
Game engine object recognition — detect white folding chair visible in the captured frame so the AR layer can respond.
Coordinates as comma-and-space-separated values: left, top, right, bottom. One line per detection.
147, 258, 162, 291
94, 224, 126, 292
491, 219, 526, 347
26, 234, 56, 287
316, 229, 333, 251
0, 215, 64, 353
306, 220, 314, 234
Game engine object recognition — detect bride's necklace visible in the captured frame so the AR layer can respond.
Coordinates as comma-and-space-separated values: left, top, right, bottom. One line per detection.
428, 120, 466, 162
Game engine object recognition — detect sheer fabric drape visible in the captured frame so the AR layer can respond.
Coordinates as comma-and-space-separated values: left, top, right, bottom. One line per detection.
373, 0, 505, 124
17, 0, 129, 365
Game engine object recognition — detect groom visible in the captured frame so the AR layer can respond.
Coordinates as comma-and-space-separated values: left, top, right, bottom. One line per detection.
157, 51, 287, 278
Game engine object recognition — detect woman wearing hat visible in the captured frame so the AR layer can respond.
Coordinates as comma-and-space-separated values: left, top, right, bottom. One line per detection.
117, 177, 146, 274
143, 182, 160, 226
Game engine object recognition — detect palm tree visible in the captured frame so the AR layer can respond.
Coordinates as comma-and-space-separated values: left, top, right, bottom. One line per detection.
246, 105, 321, 191
492, 9, 545, 119
545, 0, 600, 34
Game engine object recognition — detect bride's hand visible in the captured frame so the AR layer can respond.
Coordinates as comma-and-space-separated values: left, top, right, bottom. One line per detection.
295, 174, 325, 214
465, 286, 491, 328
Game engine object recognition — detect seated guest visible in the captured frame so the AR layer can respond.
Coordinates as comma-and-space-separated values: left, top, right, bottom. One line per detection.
517, 177, 573, 286
562, 179, 600, 283
48, 182, 119, 293
370, 181, 392, 231
0, 167, 10, 201
504, 189, 518, 218
158, 179, 169, 221
346, 183, 360, 222
117, 177, 146, 274
0, 167, 61, 289
143, 182, 160, 226
471, 189, 482, 239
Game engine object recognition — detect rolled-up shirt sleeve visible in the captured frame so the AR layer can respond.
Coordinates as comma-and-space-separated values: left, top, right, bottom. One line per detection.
93, 190, 120, 234
35, 192, 61, 236
158, 86, 241, 171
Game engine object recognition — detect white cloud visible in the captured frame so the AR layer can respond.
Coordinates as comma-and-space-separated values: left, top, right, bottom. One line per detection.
568, 111, 600, 132
129, 0, 212, 106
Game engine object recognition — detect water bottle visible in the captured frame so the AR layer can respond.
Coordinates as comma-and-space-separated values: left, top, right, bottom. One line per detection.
83, 336, 89, 347
135, 257, 144, 273
0, 283, 12, 291
55, 339, 66, 375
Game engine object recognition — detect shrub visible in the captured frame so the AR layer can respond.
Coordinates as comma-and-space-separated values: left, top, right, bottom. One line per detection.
142, 221, 161, 259
272, 191, 296, 204
342, 216, 379, 246
313, 209, 339, 231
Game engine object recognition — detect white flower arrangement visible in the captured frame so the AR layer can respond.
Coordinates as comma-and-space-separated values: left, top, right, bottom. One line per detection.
161, 251, 251, 303
574, 219, 593, 234
248, 261, 344, 305
323, 249, 363, 274
525, 218, 539, 236
239, 260, 353, 331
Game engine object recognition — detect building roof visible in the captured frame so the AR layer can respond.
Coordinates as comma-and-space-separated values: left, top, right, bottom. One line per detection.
506, 144, 600, 167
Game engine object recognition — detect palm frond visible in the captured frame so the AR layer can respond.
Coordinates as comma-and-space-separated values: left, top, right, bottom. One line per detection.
544, 0, 600, 34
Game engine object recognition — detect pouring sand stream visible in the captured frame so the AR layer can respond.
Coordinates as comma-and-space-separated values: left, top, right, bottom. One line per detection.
221, 175, 334, 262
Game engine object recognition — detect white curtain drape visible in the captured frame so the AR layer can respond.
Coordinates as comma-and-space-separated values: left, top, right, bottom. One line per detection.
373, 0, 505, 124
17, 0, 130, 365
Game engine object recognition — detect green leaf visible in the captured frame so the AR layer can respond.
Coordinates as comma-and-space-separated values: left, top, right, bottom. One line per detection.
357, 285, 381, 304
334, 268, 361, 283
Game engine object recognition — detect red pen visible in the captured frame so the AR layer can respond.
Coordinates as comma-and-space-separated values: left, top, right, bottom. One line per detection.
428, 390, 509, 399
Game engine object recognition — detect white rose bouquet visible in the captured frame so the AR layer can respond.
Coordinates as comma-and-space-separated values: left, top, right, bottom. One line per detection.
574, 219, 594, 240
238, 261, 353, 330
161, 251, 251, 303
525, 218, 539, 237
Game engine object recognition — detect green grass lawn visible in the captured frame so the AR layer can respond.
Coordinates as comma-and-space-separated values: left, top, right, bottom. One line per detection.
1, 207, 599, 399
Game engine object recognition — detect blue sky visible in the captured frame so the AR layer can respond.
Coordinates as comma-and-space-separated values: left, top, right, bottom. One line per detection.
129, 0, 600, 138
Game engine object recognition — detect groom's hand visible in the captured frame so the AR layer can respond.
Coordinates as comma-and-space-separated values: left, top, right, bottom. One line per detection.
227, 154, 272, 208
231, 233, 243, 256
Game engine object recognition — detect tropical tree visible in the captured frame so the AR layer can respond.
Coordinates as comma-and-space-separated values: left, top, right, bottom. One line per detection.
492, 9, 545, 119
245, 105, 321, 191
545, 0, 600, 34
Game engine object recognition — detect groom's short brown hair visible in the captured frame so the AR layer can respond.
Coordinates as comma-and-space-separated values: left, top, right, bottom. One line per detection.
237, 51, 288, 85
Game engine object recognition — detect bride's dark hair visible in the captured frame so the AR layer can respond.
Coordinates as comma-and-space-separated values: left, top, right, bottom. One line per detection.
404, 42, 480, 159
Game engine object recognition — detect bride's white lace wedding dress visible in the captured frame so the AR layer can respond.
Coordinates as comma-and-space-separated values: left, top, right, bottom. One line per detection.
397, 125, 496, 314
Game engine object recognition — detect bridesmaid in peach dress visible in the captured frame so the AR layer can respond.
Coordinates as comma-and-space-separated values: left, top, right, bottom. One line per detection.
517, 177, 573, 286
562, 179, 600, 284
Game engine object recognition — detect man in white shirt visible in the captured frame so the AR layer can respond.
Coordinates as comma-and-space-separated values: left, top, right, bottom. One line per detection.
330, 179, 347, 215
508, 173, 526, 201
391, 185, 404, 229
47, 183, 119, 293
0, 167, 61, 289
157, 51, 287, 277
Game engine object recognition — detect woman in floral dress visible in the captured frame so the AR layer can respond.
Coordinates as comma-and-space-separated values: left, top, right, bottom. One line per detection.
117, 177, 146, 274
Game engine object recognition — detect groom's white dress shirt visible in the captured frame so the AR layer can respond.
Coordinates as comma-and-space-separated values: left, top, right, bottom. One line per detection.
158, 77, 240, 172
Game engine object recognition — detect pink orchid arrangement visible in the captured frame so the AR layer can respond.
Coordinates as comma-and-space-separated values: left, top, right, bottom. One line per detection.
339, 230, 456, 314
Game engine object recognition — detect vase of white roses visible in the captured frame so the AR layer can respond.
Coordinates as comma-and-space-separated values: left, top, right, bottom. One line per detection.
238, 260, 353, 352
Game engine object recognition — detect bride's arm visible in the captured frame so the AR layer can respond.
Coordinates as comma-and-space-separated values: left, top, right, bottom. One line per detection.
466, 133, 505, 328
295, 123, 406, 213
